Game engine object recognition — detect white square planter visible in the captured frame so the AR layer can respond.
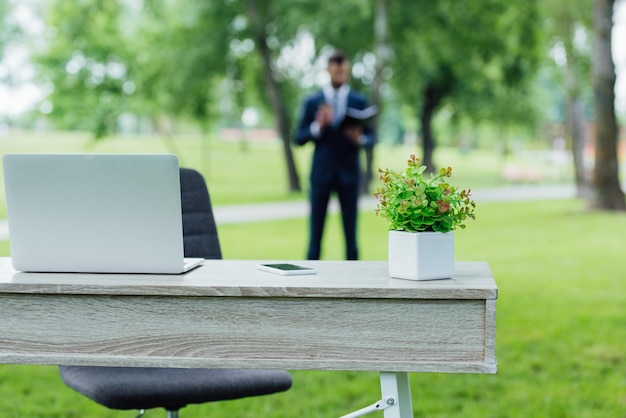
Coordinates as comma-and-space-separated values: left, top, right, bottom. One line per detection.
388, 230, 454, 281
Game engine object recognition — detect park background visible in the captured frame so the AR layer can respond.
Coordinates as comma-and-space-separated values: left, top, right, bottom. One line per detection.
1, 0, 626, 417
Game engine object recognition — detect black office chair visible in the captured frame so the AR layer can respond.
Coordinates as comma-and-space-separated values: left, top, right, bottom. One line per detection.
59, 168, 292, 418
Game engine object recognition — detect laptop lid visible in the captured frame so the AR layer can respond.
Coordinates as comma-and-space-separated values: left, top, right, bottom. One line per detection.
3, 153, 198, 274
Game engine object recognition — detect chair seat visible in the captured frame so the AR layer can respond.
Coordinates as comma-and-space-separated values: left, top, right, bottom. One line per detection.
59, 366, 292, 411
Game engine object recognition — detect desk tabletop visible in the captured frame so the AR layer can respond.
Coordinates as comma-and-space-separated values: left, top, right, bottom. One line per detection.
0, 258, 496, 300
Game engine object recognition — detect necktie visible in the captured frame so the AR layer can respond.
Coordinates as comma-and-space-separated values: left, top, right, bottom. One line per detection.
332, 90, 340, 126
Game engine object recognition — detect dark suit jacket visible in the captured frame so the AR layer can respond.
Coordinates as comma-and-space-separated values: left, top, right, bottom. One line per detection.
294, 89, 374, 188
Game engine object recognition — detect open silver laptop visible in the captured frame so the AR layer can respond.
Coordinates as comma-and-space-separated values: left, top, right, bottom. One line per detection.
3, 153, 203, 274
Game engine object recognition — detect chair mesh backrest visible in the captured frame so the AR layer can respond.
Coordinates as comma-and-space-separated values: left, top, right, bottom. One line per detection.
179, 168, 222, 260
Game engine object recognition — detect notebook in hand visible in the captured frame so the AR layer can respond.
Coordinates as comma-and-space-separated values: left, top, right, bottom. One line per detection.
341, 105, 378, 128
2, 153, 203, 274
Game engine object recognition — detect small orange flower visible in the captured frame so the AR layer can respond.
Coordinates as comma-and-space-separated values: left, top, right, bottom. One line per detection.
437, 200, 450, 213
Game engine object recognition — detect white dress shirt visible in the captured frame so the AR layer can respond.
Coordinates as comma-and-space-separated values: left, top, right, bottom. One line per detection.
310, 84, 351, 138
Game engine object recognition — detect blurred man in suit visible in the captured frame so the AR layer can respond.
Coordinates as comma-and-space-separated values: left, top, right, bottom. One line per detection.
294, 50, 375, 260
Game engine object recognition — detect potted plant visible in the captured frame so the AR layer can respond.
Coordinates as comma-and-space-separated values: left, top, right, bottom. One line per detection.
373, 154, 476, 280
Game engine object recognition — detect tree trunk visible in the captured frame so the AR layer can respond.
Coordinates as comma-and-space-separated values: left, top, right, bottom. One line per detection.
566, 99, 592, 198
246, 0, 301, 193
420, 84, 443, 170
591, 0, 625, 209
563, 24, 593, 199
364, 0, 390, 194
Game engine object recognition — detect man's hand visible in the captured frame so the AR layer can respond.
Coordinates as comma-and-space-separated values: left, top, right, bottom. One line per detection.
316, 104, 333, 129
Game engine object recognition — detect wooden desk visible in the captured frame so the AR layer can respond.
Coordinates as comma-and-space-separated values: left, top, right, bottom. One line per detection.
0, 258, 497, 417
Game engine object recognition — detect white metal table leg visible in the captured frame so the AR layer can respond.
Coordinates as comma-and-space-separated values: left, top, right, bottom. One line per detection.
338, 372, 413, 418
380, 372, 413, 418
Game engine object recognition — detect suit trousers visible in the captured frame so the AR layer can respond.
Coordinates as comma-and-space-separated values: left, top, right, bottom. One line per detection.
307, 179, 359, 260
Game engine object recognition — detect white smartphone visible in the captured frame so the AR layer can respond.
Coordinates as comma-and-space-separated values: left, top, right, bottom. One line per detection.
257, 263, 317, 276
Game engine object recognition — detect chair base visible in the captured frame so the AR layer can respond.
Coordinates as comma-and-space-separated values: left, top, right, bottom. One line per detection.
135, 408, 180, 418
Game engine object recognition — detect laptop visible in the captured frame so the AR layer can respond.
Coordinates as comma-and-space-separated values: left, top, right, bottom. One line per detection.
2, 153, 204, 274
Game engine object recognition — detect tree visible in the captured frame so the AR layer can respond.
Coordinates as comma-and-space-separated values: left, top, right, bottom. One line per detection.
0, 1, 24, 60
128, 0, 235, 159
296, 0, 378, 192
591, 0, 625, 209
368, 0, 391, 193
0, 0, 13, 57
244, 0, 302, 192
542, 0, 594, 198
236, 0, 377, 193
34, 0, 304, 190
389, 0, 541, 169
35, 0, 134, 138
0, 1, 25, 123
240, 0, 377, 193
31, 0, 553, 198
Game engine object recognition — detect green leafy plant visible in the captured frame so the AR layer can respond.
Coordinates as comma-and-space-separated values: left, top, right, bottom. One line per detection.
373, 154, 476, 232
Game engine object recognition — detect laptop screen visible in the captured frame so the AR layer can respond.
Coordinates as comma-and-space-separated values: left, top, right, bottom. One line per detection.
3, 154, 188, 274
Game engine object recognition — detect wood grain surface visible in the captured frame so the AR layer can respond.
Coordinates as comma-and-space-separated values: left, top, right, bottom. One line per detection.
0, 258, 497, 374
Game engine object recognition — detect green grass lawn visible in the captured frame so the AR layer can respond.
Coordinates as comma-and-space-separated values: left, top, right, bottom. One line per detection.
0, 198, 625, 417
0, 131, 624, 416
